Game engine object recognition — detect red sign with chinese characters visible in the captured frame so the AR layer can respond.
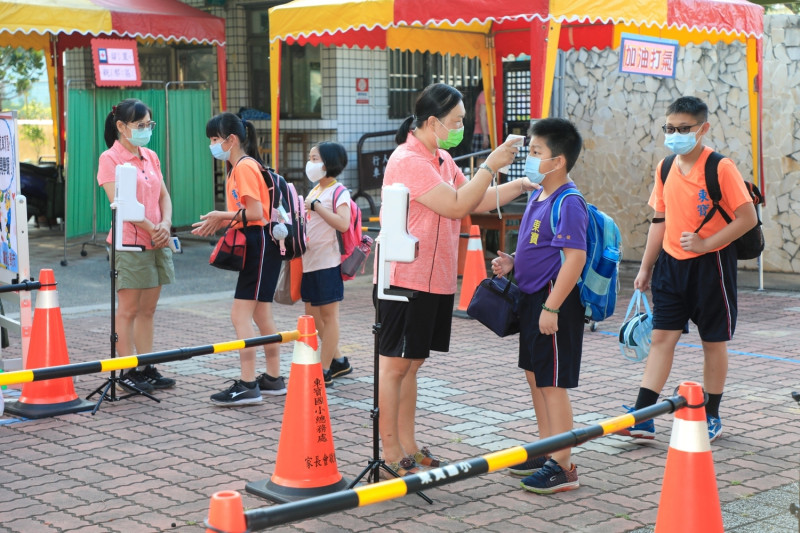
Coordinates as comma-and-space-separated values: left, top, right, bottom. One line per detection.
619, 33, 679, 79
356, 78, 369, 105
91, 38, 141, 87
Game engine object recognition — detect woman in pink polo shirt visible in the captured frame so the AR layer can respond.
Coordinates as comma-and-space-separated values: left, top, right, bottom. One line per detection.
96, 99, 176, 393
377, 83, 536, 476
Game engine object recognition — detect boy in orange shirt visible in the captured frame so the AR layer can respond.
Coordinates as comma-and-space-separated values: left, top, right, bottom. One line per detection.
618, 96, 757, 442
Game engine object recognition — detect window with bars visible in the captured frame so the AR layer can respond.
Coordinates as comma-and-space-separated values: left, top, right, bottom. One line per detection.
388, 50, 481, 119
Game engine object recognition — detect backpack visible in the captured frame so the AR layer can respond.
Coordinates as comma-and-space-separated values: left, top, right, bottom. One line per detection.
660, 152, 764, 260
332, 185, 373, 280
243, 157, 307, 260
551, 189, 622, 322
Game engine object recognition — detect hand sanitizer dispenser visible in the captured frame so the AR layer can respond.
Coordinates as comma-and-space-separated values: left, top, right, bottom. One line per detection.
377, 183, 419, 302
113, 163, 145, 251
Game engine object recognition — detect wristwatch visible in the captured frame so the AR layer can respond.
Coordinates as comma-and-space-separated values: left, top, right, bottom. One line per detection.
311, 199, 320, 211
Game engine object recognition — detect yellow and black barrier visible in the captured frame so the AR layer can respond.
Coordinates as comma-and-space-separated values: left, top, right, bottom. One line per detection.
241, 394, 688, 530
0, 329, 300, 388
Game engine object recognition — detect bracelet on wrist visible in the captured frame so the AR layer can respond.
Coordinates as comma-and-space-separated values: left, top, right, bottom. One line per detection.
478, 162, 496, 179
541, 303, 560, 314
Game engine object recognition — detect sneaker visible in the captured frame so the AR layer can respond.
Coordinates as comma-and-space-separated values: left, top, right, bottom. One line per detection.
119, 369, 154, 393
329, 357, 353, 379
141, 365, 175, 389
256, 374, 287, 396
707, 415, 723, 443
380, 457, 421, 479
322, 369, 333, 386
615, 405, 656, 439
411, 446, 449, 468
508, 455, 549, 477
520, 458, 579, 494
210, 380, 262, 406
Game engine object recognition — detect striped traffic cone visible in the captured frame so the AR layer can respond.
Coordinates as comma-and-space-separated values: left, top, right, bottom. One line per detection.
454, 224, 486, 318
245, 315, 348, 503
655, 381, 723, 532
4, 269, 93, 419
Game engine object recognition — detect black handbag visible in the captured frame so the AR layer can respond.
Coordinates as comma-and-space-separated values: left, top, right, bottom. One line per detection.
466, 275, 521, 337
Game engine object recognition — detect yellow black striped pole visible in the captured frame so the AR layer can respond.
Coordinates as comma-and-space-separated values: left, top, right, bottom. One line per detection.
0, 330, 300, 388
244, 395, 688, 530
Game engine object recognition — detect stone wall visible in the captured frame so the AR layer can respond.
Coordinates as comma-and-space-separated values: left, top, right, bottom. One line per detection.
565, 15, 799, 273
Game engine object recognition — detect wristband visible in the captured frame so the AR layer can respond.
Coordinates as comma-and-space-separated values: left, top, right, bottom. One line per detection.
478, 162, 496, 179
651, 217, 665, 224
541, 303, 560, 314
311, 199, 320, 211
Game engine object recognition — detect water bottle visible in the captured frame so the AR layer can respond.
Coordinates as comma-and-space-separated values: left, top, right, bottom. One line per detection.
597, 247, 620, 278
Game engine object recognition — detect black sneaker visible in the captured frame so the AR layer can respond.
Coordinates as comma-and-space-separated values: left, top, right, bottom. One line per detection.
256, 374, 287, 396
520, 458, 579, 494
119, 370, 154, 393
142, 365, 175, 389
210, 380, 262, 406
323, 369, 333, 386
329, 357, 353, 379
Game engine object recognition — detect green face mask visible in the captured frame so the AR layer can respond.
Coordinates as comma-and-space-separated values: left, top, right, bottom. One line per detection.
436, 119, 464, 149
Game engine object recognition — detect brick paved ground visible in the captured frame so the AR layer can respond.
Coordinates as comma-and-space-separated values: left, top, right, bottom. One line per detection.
0, 233, 798, 532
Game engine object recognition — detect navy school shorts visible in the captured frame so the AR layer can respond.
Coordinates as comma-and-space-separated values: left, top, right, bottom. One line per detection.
518, 282, 584, 389
234, 225, 282, 302
651, 246, 737, 342
301, 265, 344, 306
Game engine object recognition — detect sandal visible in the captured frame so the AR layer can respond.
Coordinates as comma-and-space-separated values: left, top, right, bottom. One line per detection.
411, 446, 449, 468
381, 457, 420, 479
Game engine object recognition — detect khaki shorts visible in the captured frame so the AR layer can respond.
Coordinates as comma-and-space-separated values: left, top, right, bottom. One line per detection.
115, 248, 175, 290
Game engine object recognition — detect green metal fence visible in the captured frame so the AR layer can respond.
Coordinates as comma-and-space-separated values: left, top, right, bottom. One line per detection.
65, 83, 213, 240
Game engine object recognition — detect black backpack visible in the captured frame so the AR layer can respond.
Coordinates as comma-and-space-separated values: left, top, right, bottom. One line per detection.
242, 157, 307, 260
660, 152, 764, 260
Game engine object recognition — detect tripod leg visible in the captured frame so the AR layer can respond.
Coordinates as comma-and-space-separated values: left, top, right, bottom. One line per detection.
90, 379, 114, 415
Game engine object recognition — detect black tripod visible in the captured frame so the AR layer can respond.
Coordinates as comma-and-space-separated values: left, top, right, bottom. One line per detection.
86, 206, 159, 414
347, 242, 432, 503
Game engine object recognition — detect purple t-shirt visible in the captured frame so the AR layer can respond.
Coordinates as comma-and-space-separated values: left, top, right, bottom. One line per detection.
514, 183, 588, 294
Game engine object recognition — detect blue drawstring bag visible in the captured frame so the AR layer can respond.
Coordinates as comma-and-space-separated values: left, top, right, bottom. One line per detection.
619, 290, 653, 362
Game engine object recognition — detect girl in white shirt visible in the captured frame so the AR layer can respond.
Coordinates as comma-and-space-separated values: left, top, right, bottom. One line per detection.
302, 142, 353, 385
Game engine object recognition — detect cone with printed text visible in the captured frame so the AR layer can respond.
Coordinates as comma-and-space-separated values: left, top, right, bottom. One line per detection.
245, 315, 348, 503
454, 224, 486, 318
655, 381, 723, 533
205, 490, 246, 533
4, 269, 93, 419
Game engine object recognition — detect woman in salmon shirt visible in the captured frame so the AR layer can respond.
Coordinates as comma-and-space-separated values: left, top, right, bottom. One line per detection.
377, 83, 536, 476
96, 98, 176, 393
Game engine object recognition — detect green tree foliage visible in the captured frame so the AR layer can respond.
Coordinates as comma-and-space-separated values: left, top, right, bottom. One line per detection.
0, 46, 45, 110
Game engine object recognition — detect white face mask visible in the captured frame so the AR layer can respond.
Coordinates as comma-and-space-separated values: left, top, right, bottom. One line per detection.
305, 161, 326, 183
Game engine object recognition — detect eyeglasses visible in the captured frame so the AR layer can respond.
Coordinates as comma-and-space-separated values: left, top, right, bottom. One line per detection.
661, 122, 702, 135
129, 121, 156, 131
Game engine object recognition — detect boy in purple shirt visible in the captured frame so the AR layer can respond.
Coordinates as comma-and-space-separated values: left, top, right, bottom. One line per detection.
491, 118, 588, 494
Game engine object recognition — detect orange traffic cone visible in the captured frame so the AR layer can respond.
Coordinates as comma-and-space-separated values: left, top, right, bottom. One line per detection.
655, 381, 723, 532
205, 490, 246, 533
454, 224, 487, 318
457, 215, 472, 277
4, 269, 93, 419
245, 315, 348, 503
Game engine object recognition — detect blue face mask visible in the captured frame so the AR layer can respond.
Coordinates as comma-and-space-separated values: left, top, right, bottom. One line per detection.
524, 155, 557, 184
209, 139, 231, 161
127, 128, 152, 147
664, 131, 700, 155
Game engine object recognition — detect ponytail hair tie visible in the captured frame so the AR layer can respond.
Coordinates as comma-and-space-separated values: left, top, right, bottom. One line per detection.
112, 105, 117, 117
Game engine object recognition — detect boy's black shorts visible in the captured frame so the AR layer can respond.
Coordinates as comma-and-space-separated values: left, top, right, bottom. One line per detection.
518, 283, 583, 389
373, 285, 454, 359
651, 246, 737, 342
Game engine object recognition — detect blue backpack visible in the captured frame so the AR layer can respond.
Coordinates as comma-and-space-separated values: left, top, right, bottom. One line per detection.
550, 189, 622, 322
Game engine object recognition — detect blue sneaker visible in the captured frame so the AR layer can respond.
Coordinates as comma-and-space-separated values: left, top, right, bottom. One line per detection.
520, 459, 579, 494
615, 405, 656, 439
707, 415, 722, 443
508, 455, 549, 477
